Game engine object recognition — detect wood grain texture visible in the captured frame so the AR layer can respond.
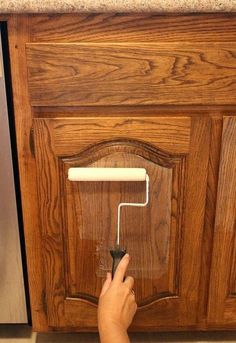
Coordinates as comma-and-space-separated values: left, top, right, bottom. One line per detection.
26, 42, 236, 106
4, 13, 234, 331
128, 117, 211, 330
33, 105, 236, 119
49, 117, 190, 155
33, 116, 210, 330
7, 16, 48, 330
207, 116, 236, 326
33, 119, 66, 328
61, 146, 181, 307
197, 117, 223, 327
29, 14, 236, 43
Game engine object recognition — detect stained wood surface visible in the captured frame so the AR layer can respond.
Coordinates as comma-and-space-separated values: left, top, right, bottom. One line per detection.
197, 116, 222, 326
50, 117, 190, 155
207, 117, 236, 326
63, 151, 176, 306
33, 116, 210, 330
5, 13, 236, 332
7, 16, 48, 330
26, 43, 236, 106
29, 14, 236, 43
33, 105, 236, 119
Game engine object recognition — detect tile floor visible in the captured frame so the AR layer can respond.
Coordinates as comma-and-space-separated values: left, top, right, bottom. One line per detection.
1, 326, 236, 343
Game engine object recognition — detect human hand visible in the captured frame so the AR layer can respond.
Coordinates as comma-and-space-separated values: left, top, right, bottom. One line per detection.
98, 254, 137, 333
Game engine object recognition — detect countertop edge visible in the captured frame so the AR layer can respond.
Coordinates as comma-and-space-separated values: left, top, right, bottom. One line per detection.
1, 0, 236, 14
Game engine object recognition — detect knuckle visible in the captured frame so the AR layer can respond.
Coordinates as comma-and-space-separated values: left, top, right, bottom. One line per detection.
125, 276, 134, 286
129, 276, 134, 284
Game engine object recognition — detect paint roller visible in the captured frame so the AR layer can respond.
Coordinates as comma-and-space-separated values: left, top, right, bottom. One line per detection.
68, 168, 149, 277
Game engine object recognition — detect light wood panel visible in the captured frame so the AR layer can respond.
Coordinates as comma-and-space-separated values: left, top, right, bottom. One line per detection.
26, 43, 236, 106
207, 116, 236, 326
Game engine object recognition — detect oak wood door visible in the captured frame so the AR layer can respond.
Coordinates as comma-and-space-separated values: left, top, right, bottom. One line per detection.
33, 116, 210, 330
208, 116, 236, 327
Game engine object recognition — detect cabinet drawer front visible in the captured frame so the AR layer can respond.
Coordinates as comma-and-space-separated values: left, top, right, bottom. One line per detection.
26, 43, 236, 106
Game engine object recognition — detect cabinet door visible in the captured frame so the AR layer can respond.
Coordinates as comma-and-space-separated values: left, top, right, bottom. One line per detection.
208, 117, 236, 327
33, 116, 210, 330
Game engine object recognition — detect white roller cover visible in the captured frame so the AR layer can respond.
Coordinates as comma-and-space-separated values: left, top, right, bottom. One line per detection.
68, 168, 147, 182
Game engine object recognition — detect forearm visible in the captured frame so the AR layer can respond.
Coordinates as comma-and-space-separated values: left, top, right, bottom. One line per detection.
99, 323, 130, 343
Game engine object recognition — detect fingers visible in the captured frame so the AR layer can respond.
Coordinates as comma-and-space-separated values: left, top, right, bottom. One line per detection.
100, 272, 112, 297
113, 254, 130, 284
124, 276, 134, 290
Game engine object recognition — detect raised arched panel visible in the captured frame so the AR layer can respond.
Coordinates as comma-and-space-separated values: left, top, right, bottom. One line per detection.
59, 141, 185, 307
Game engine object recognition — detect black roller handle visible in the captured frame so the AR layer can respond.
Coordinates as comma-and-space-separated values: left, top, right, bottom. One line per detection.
110, 246, 126, 279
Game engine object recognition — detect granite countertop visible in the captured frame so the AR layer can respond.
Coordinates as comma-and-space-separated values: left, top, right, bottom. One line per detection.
1, 0, 236, 13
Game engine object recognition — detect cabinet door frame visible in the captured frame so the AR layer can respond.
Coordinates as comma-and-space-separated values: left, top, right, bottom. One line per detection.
33, 116, 210, 330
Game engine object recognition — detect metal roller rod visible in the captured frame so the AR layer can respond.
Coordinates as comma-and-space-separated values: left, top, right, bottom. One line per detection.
116, 174, 149, 246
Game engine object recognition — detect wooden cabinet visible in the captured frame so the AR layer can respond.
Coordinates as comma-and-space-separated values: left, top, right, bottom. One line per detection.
3, 13, 236, 332
33, 116, 210, 330
26, 42, 236, 106
207, 117, 236, 327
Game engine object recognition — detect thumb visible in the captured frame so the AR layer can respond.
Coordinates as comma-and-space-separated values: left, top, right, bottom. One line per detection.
100, 272, 112, 297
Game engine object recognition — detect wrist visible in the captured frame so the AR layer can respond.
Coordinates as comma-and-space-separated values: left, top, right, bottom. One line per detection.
98, 319, 126, 335
99, 321, 129, 343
